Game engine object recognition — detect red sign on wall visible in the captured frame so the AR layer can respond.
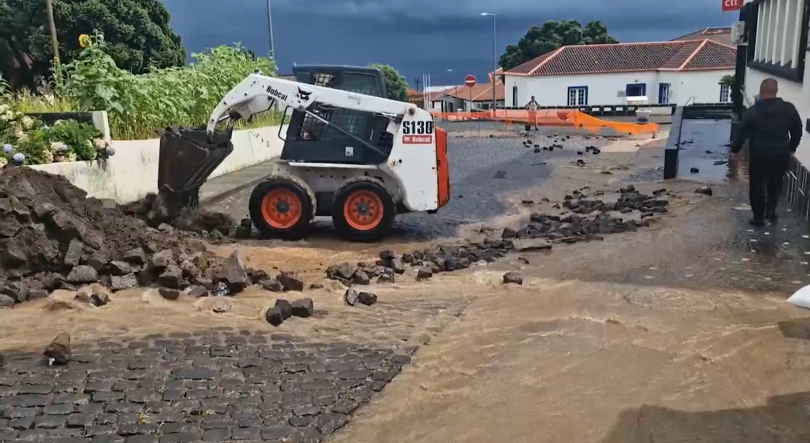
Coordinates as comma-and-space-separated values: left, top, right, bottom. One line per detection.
722, 0, 743, 12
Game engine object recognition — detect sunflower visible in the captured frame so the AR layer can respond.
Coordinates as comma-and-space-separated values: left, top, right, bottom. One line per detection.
79, 34, 91, 48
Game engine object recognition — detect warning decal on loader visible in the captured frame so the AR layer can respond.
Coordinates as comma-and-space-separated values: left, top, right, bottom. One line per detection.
403, 135, 433, 144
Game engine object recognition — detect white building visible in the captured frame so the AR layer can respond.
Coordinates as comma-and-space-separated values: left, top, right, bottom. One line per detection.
739, 0, 809, 167
502, 40, 737, 108
428, 82, 505, 113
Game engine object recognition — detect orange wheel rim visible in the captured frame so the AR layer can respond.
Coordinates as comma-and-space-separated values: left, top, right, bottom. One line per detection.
261, 189, 302, 229
343, 190, 384, 231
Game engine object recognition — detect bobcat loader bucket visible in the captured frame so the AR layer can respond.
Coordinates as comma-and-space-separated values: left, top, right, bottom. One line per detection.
157, 127, 233, 216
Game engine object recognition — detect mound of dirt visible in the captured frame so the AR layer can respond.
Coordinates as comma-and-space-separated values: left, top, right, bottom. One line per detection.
0, 168, 263, 304
121, 193, 235, 234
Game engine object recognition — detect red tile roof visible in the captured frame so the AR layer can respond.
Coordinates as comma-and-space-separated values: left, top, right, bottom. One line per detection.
659, 41, 705, 70
672, 27, 733, 46
509, 50, 561, 75
683, 41, 738, 70
504, 40, 735, 77
442, 83, 505, 102
428, 88, 453, 102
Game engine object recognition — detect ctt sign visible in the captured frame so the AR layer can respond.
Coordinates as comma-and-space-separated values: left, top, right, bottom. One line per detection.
723, 0, 743, 11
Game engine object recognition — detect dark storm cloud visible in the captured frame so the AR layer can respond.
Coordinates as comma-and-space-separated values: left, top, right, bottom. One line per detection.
161, 0, 732, 85
272, 0, 727, 27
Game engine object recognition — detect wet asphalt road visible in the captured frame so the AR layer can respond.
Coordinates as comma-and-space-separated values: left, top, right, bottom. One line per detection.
207, 122, 609, 241
676, 119, 740, 183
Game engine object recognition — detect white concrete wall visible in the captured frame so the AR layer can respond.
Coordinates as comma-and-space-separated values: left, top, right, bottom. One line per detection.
505, 70, 734, 107
745, 67, 810, 165
659, 70, 735, 105
30, 126, 284, 204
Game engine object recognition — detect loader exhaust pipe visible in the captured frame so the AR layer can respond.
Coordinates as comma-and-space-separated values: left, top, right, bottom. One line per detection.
157, 127, 234, 216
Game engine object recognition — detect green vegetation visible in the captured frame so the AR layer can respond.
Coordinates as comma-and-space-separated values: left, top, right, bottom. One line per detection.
0, 107, 106, 166
500, 20, 619, 71
0, 0, 185, 90
55, 34, 280, 139
0, 34, 282, 164
369, 63, 409, 102
720, 75, 735, 87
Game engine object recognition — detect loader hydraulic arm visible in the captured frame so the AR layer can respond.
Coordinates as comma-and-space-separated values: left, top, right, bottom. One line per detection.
206, 74, 414, 135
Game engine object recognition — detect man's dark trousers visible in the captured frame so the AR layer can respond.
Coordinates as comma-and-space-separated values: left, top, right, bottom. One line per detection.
749, 153, 790, 220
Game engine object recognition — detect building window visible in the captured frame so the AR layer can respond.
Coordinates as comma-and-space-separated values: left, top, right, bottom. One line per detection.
626, 83, 647, 98
512, 86, 518, 107
567, 86, 588, 106
720, 85, 732, 103
746, 0, 810, 82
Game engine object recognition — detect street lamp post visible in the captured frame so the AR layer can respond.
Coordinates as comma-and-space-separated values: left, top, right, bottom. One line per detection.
265, 0, 275, 59
481, 13, 496, 115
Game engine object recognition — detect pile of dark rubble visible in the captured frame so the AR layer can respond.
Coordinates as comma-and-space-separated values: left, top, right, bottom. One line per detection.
325, 186, 669, 284
504, 185, 668, 243
121, 192, 236, 239
521, 134, 602, 155
265, 296, 314, 327
0, 167, 298, 307
326, 242, 513, 285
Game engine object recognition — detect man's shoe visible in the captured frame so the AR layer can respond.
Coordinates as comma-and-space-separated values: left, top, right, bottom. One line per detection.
766, 210, 779, 223
749, 218, 766, 227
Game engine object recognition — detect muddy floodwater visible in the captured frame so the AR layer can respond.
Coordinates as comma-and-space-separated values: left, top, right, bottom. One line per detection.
4, 121, 810, 443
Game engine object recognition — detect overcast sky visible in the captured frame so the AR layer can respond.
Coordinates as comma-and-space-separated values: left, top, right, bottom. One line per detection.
160, 0, 735, 86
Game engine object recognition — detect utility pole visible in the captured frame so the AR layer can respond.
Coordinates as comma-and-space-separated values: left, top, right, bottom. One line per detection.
265, 0, 275, 59
45, 0, 60, 64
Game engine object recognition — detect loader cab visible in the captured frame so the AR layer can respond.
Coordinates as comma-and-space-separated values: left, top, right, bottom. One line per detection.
281, 65, 395, 165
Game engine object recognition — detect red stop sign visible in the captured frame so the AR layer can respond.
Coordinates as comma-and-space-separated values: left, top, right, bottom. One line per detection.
464, 75, 476, 88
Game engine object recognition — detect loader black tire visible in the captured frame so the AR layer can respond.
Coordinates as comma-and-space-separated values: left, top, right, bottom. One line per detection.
249, 178, 314, 241
332, 179, 395, 242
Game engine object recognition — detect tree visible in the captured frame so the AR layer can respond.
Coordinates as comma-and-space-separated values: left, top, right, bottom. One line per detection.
0, 0, 185, 90
500, 20, 618, 71
719, 75, 735, 87
369, 63, 408, 101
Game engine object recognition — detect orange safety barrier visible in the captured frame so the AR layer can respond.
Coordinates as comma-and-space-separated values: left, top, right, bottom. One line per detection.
430, 109, 658, 136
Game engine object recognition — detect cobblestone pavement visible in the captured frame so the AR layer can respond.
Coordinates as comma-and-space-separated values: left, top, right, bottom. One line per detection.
0, 327, 416, 443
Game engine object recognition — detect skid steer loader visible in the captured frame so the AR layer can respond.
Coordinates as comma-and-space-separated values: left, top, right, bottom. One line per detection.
157, 65, 450, 241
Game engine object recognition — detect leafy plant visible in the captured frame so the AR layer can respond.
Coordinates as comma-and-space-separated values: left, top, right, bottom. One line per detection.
0, 73, 9, 100
720, 75, 735, 87
50, 120, 102, 160
0, 105, 103, 165
15, 125, 52, 165
368, 64, 409, 102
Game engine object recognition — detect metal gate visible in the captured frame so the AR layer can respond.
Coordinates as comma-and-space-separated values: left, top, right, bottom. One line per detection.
784, 156, 810, 220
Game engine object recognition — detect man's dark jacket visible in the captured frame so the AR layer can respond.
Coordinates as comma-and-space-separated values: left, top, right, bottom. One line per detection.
732, 97, 803, 155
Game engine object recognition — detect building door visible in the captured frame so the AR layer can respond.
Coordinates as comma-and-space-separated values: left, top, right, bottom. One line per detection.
658, 84, 670, 104
512, 86, 518, 107
567, 87, 588, 106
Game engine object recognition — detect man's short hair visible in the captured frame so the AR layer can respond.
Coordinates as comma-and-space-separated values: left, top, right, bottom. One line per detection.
760, 78, 779, 95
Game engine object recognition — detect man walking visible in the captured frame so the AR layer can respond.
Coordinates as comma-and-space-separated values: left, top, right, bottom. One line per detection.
733, 78, 803, 226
